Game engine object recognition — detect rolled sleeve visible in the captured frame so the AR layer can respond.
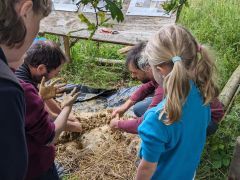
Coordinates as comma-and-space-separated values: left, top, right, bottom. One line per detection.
118, 117, 143, 134
130, 81, 156, 102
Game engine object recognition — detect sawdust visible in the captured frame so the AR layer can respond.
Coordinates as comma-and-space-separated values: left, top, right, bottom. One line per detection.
56, 110, 140, 179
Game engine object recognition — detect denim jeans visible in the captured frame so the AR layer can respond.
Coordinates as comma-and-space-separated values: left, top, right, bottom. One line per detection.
133, 97, 153, 117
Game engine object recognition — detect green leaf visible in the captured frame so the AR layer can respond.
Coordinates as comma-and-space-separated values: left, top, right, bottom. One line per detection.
105, 0, 124, 22
78, 13, 92, 26
97, 11, 106, 24
88, 23, 96, 31
92, 0, 99, 8
212, 145, 219, 151
222, 158, 230, 167
80, 0, 92, 6
212, 160, 222, 169
218, 144, 225, 150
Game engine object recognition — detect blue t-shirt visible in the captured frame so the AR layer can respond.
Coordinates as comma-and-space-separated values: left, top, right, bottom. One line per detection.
138, 81, 210, 180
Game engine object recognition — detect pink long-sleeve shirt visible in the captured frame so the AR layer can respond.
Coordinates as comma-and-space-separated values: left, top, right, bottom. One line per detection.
117, 80, 224, 134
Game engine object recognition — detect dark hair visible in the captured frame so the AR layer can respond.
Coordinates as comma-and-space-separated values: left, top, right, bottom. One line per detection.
0, 0, 52, 47
126, 41, 147, 70
24, 40, 68, 72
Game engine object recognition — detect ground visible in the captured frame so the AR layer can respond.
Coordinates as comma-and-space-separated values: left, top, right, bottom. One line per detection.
56, 110, 139, 180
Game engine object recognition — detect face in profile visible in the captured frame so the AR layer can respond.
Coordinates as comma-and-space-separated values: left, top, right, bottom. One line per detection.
32, 63, 63, 84
8, 0, 50, 64
128, 63, 150, 83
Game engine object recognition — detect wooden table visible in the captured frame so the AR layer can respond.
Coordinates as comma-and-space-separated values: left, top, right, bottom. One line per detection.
39, 0, 176, 58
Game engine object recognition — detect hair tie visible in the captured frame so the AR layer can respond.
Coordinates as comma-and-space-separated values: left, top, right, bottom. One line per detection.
171, 56, 182, 63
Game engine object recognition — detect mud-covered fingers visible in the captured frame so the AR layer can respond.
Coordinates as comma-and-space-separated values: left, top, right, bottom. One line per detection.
70, 87, 77, 96
49, 78, 62, 86
56, 84, 67, 94
40, 76, 46, 87
55, 83, 66, 89
56, 93, 64, 97
72, 92, 80, 100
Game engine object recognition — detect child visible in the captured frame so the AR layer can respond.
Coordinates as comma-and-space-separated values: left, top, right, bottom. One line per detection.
136, 24, 219, 179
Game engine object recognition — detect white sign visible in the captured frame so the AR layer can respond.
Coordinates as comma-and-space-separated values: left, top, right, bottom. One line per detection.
53, 0, 79, 12
127, 0, 171, 17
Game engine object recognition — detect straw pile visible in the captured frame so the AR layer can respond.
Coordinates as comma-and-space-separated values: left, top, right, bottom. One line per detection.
56, 110, 140, 180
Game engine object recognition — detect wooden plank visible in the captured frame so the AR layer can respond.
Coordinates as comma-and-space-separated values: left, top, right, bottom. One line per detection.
39, 0, 176, 45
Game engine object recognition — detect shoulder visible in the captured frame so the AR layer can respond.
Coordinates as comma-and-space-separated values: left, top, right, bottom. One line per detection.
0, 79, 25, 118
19, 80, 39, 95
139, 105, 169, 143
19, 80, 44, 106
139, 99, 183, 142
0, 79, 24, 97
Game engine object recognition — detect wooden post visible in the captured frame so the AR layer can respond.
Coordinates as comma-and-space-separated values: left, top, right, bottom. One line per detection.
59, 36, 71, 62
219, 65, 240, 109
228, 137, 240, 180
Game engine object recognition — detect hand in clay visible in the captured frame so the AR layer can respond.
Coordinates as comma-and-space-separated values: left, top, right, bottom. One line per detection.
39, 76, 66, 100
61, 87, 79, 108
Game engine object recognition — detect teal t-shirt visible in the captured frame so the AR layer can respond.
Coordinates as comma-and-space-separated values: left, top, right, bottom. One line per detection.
138, 81, 211, 180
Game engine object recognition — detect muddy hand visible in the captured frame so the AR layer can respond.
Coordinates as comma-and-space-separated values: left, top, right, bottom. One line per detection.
39, 77, 66, 100
61, 87, 80, 108
112, 107, 125, 118
109, 114, 120, 129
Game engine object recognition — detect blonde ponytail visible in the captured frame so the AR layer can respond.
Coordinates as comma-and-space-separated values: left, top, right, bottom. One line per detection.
161, 60, 190, 124
195, 46, 219, 104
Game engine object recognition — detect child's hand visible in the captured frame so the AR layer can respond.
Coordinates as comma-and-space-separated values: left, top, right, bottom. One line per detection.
39, 77, 66, 100
61, 87, 79, 108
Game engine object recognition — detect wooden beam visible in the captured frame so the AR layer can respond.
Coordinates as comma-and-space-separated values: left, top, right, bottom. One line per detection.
118, 46, 134, 55
228, 137, 240, 180
219, 65, 240, 109
96, 58, 124, 66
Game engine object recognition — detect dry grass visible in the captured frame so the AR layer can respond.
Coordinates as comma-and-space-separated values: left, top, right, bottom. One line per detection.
56, 111, 139, 180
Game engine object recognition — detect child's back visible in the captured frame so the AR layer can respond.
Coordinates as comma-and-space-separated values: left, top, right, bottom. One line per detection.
136, 24, 219, 180
138, 81, 210, 180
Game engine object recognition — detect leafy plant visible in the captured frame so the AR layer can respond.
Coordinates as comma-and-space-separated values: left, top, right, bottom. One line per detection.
162, 0, 189, 22
72, 0, 124, 38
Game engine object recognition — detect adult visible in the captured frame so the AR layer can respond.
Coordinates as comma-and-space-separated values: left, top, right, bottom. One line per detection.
15, 40, 79, 179
111, 42, 224, 136
16, 40, 82, 132
0, 0, 52, 179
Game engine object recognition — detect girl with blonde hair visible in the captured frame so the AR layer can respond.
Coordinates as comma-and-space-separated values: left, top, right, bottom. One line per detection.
136, 24, 219, 180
